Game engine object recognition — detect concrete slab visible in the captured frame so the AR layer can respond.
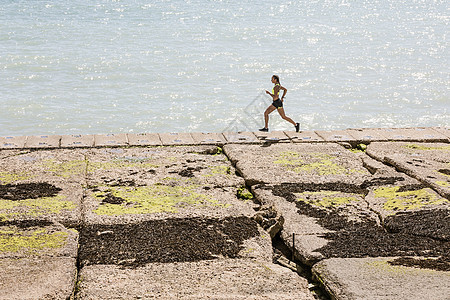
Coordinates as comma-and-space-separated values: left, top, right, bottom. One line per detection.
0, 221, 78, 259
224, 143, 372, 186
367, 142, 450, 198
374, 127, 449, 142
284, 131, 324, 143
0, 180, 84, 227
83, 146, 250, 224
79, 216, 271, 266
24, 135, 61, 149
190, 132, 227, 145
0, 257, 77, 300
253, 186, 329, 265
77, 258, 315, 300
346, 128, 389, 142
312, 257, 450, 300
93, 133, 128, 147
0, 150, 29, 160
0, 149, 87, 185
253, 131, 291, 143
315, 130, 357, 142
0, 136, 27, 149
432, 126, 450, 140
253, 182, 388, 266
85, 146, 243, 188
61, 134, 94, 148
366, 185, 449, 222
159, 132, 196, 145
127, 133, 162, 146
83, 184, 254, 225
223, 131, 259, 144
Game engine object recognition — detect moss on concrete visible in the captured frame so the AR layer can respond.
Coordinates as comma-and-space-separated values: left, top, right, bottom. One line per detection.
274, 151, 364, 175
403, 144, 450, 151
93, 184, 231, 215
435, 181, 449, 187
206, 165, 231, 176
0, 171, 32, 184
366, 259, 438, 275
296, 191, 362, 208
374, 186, 449, 211
237, 187, 254, 200
0, 227, 68, 254
41, 159, 87, 178
0, 195, 75, 221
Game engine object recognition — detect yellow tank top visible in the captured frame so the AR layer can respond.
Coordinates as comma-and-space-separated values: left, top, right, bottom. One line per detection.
272, 84, 280, 97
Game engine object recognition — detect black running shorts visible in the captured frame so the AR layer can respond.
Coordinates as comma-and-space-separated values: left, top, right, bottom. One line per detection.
272, 99, 283, 109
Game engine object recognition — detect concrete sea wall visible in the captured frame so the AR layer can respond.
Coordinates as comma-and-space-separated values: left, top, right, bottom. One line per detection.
0, 127, 449, 299
1, 127, 449, 149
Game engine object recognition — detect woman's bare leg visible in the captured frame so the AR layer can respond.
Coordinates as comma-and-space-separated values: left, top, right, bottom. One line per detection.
263, 105, 277, 128
277, 108, 296, 126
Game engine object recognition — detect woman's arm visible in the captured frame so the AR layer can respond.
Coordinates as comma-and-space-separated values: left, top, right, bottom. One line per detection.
265, 90, 274, 99
280, 86, 287, 100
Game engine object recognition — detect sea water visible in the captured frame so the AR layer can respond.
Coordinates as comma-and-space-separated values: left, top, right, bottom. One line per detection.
0, 0, 448, 136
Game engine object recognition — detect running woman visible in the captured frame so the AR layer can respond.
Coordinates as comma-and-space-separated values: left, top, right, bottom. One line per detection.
259, 75, 300, 132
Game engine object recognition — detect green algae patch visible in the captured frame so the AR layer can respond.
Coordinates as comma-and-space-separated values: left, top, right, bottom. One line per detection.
93, 184, 231, 215
207, 165, 231, 176
274, 151, 364, 175
0, 195, 76, 221
366, 259, 442, 275
0, 227, 68, 254
296, 190, 363, 208
237, 187, 254, 200
403, 144, 450, 151
41, 159, 87, 179
350, 144, 367, 153
435, 181, 449, 187
374, 186, 449, 211
0, 171, 33, 184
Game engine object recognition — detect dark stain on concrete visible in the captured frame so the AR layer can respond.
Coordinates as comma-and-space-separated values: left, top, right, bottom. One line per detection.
0, 182, 62, 201
79, 216, 259, 268
270, 183, 449, 271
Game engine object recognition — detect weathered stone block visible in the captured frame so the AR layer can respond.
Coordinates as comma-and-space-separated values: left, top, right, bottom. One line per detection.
284, 131, 324, 143
127, 133, 162, 146
61, 134, 94, 148
77, 259, 314, 299
223, 131, 259, 144
0, 257, 77, 300
312, 257, 450, 300
190, 132, 227, 145
315, 130, 357, 142
374, 127, 448, 142
224, 143, 371, 186
94, 133, 128, 147
367, 142, 450, 198
253, 131, 291, 143
0, 149, 87, 185
431, 126, 450, 140
159, 132, 196, 145
346, 128, 388, 142
0, 221, 78, 259
83, 146, 251, 224
0, 136, 27, 149
25, 135, 61, 149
